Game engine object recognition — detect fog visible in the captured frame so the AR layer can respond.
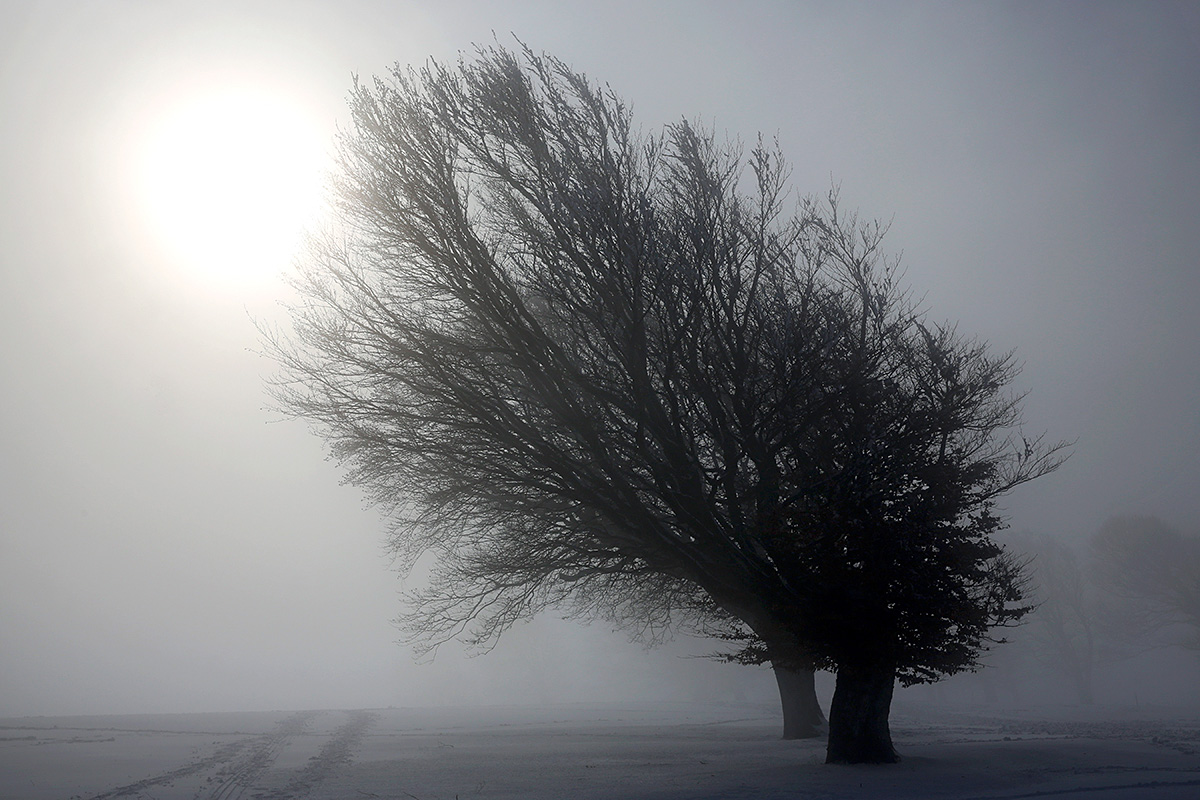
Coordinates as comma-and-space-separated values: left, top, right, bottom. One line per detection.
1, 0, 1198, 720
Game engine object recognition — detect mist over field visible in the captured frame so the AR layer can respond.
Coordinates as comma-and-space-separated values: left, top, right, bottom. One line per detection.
1, 2, 1199, 794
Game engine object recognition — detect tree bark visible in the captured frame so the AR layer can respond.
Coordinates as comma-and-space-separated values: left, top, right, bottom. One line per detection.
773, 664, 826, 739
825, 663, 898, 763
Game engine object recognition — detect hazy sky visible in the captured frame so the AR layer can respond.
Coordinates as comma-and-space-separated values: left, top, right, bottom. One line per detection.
1, 1, 1198, 717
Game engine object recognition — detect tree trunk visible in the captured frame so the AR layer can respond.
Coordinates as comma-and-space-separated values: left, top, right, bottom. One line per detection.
773, 664, 826, 739
825, 663, 898, 764
1069, 660, 1094, 705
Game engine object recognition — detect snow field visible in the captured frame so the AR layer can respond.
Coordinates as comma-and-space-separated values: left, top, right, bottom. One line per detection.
1, 702, 1197, 799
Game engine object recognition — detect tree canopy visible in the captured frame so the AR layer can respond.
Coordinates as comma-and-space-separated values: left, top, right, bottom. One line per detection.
268, 44, 1066, 763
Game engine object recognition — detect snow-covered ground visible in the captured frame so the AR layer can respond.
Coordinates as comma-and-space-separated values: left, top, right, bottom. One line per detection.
2, 701, 1198, 799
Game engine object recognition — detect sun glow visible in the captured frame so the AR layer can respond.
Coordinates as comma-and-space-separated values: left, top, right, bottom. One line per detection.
133, 86, 329, 290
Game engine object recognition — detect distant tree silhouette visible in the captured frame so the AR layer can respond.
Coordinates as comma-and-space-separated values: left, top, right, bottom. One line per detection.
1090, 515, 1200, 652
1011, 532, 1099, 704
267, 44, 1066, 763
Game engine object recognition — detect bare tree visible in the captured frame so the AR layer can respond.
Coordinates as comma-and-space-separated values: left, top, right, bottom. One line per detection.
1090, 515, 1200, 652
1010, 532, 1099, 704
267, 44, 1065, 763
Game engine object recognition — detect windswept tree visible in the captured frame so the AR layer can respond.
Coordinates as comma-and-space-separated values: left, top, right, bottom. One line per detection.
268, 45, 1065, 763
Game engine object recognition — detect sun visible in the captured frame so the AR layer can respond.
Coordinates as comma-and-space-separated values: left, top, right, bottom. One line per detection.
133, 86, 329, 291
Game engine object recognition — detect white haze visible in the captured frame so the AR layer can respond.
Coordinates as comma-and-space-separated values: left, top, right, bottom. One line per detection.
1, 0, 1198, 718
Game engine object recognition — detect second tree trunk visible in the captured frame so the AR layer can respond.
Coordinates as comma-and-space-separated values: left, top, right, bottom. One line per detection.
825, 663, 898, 763
773, 664, 826, 739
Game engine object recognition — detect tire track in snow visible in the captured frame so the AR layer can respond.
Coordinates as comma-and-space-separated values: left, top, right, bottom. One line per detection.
202, 710, 318, 800
255, 710, 377, 799
82, 710, 318, 800
82, 738, 252, 800
963, 777, 1200, 799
